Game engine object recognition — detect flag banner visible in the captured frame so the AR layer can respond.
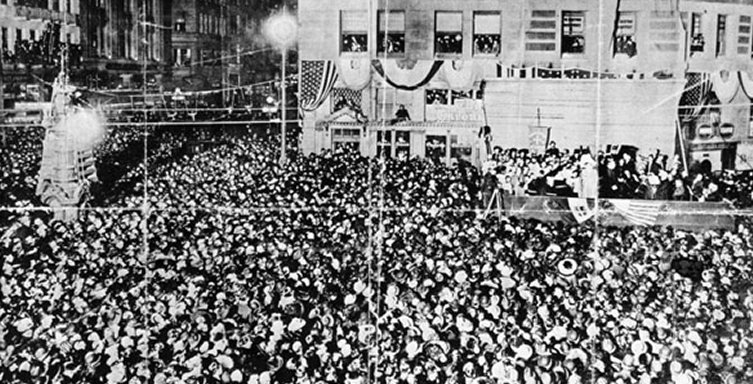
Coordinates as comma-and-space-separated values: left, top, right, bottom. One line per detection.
567, 198, 595, 224
371, 59, 444, 91
300, 60, 339, 112
502, 195, 736, 231
679, 72, 712, 122
331, 88, 362, 113
528, 125, 550, 153
563, 68, 593, 79
607, 199, 662, 226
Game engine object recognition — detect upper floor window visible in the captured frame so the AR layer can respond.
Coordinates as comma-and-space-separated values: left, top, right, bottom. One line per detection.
738, 15, 751, 56
473, 12, 501, 56
175, 18, 186, 32
716, 14, 727, 57
378, 11, 405, 55
690, 13, 704, 53
561, 11, 585, 54
341, 10, 368, 53
615, 12, 636, 57
435, 11, 463, 56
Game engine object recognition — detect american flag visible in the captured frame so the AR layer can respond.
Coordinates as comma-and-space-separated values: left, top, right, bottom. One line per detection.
679, 72, 712, 122
331, 88, 362, 112
610, 199, 663, 226
300, 60, 339, 112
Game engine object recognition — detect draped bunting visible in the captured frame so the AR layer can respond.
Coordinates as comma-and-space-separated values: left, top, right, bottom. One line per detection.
437, 61, 482, 90
336, 59, 372, 90
710, 71, 739, 104
738, 71, 753, 99
371, 60, 444, 90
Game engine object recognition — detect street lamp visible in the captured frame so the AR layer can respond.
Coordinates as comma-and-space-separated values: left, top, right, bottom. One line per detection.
263, 7, 297, 164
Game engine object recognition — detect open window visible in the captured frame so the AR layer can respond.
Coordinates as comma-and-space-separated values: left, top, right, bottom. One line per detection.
435, 11, 463, 56
561, 11, 585, 54
473, 12, 501, 56
378, 11, 405, 55
341, 10, 368, 53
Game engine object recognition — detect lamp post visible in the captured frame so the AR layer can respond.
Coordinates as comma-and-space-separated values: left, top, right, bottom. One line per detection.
263, 6, 297, 164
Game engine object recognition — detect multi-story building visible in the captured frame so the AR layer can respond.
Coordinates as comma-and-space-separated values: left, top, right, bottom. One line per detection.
78, 0, 171, 89
170, 0, 255, 95
0, 0, 81, 99
299, 0, 753, 171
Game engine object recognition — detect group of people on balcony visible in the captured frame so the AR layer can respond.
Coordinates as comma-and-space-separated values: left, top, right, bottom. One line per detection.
487, 143, 753, 207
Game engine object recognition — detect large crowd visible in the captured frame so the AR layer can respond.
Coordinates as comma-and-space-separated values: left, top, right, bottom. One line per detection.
488, 144, 753, 208
1, 125, 753, 384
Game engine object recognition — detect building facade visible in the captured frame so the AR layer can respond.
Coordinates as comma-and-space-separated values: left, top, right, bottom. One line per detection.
0, 0, 81, 101
170, 0, 256, 95
298, 0, 753, 171
78, 0, 171, 89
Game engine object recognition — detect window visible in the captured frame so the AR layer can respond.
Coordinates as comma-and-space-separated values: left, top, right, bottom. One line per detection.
739, 15, 751, 55
473, 12, 501, 56
615, 12, 636, 57
15, 29, 21, 42
395, 131, 411, 159
451, 135, 472, 162
562, 11, 585, 54
341, 10, 368, 53
29, 30, 35, 41
749, 104, 753, 137
378, 11, 405, 55
716, 14, 727, 57
175, 18, 186, 32
426, 135, 447, 163
690, 13, 704, 53
173, 48, 191, 66
52, 0, 59, 11
1, 28, 7, 51
435, 11, 463, 56
525, 10, 557, 51
332, 128, 361, 152
377, 131, 392, 158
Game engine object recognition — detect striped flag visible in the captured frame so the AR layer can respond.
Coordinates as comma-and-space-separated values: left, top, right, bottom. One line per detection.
679, 72, 712, 122
567, 198, 595, 224
609, 199, 663, 226
300, 60, 339, 112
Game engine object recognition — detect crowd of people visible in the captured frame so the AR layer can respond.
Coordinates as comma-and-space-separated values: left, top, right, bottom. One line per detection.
487, 143, 753, 208
1, 126, 753, 384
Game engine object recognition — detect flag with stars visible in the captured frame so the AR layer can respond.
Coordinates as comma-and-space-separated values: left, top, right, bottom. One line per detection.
300, 60, 339, 112
679, 72, 712, 122
331, 88, 362, 113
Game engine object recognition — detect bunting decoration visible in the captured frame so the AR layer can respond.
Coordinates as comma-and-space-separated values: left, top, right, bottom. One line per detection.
710, 71, 739, 104
300, 60, 339, 112
336, 58, 372, 90
496, 64, 646, 80
371, 60, 444, 91
737, 71, 753, 99
437, 60, 482, 90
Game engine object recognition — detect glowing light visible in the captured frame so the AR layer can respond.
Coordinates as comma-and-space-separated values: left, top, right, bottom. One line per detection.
264, 11, 297, 49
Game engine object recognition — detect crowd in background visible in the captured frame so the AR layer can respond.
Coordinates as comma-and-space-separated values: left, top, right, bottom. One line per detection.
487, 143, 753, 208
1, 128, 753, 384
